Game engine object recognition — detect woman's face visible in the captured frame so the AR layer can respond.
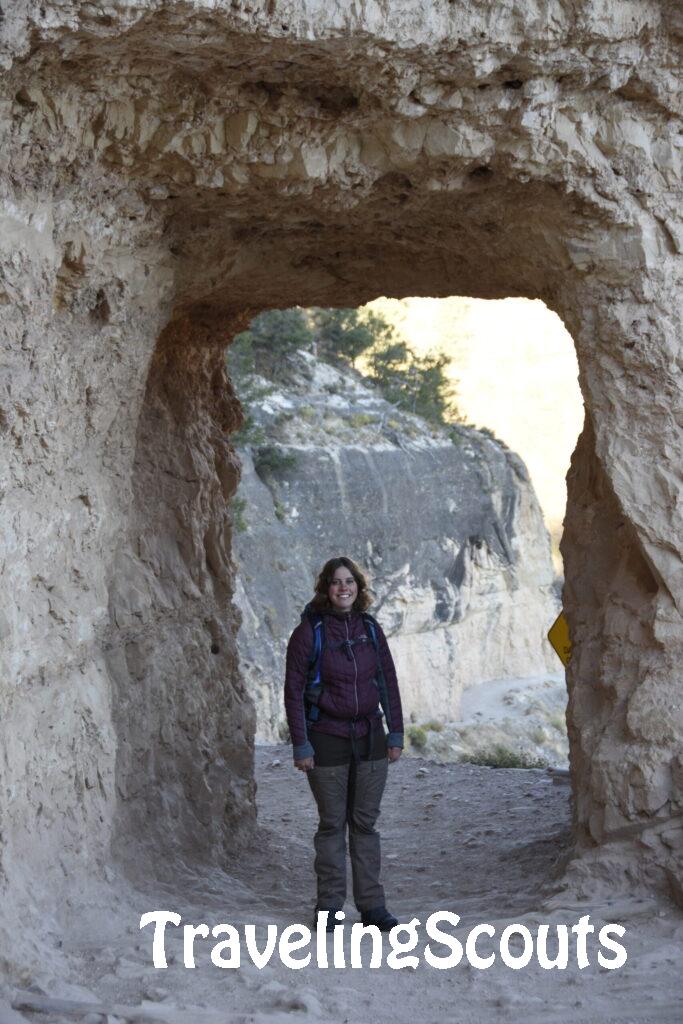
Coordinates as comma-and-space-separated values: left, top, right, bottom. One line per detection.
328, 565, 359, 612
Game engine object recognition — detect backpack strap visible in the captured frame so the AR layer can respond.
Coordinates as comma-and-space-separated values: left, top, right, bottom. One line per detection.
306, 616, 324, 684
301, 606, 326, 724
361, 612, 394, 733
362, 613, 379, 652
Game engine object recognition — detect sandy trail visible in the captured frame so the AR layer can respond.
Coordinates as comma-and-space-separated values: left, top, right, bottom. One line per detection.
10, 745, 682, 1024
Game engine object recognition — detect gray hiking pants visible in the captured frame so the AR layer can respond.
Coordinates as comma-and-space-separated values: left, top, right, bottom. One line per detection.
306, 755, 389, 912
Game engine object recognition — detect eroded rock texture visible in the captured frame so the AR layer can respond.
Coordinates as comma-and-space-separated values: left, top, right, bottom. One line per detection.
1, 0, 681, 938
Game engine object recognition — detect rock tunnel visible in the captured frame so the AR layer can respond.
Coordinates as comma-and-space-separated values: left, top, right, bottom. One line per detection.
1, 1, 681, 948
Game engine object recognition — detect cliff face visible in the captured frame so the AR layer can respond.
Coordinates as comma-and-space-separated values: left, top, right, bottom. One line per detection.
1, 0, 682, 965
233, 352, 559, 742
363, 296, 585, 574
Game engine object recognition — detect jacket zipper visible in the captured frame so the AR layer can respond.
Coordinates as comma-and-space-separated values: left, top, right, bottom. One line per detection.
346, 617, 359, 717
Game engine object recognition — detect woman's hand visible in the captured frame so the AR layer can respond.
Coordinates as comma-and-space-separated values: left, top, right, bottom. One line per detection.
295, 757, 315, 772
388, 746, 402, 763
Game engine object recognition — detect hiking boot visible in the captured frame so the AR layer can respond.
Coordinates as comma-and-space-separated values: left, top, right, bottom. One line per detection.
360, 906, 399, 931
313, 906, 344, 932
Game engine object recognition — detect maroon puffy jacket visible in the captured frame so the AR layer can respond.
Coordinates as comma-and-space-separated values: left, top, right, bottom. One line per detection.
284, 607, 404, 760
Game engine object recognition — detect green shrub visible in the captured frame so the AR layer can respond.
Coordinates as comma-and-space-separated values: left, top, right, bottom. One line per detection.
366, 339, 460, 426
273, 499, 286, 522
228, 495, 248, 533
227, 308, 312, 380
311, 307, 390, 367
348, 412, 376, 428
254, 445, 297, 475
407, 725, 428, 751
477, 426, 503, 444
462, 744, 548, 769
231, 413, 267, 448
423, 720, 444, 733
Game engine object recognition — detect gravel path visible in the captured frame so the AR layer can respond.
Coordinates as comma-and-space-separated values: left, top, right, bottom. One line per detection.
9, 745, 682, 1024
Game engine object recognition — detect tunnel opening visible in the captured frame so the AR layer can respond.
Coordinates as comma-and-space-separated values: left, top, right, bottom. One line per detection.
222, 293, 586, 921
227, 296, 583, 777
103, 289, 587, 936
106, 235, 671, 906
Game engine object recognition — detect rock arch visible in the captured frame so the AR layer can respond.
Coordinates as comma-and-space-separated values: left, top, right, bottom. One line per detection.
1, 2, 681, 931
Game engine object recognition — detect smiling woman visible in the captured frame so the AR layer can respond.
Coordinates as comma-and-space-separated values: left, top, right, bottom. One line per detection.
284, 556, 404, 933
328, 567, 358, 612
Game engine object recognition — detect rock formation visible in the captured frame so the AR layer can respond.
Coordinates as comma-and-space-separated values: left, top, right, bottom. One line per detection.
1, 0, 681, 968
232, 350, 559, 743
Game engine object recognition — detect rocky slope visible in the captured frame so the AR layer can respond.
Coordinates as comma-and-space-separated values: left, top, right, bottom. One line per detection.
232, 350, 560, 745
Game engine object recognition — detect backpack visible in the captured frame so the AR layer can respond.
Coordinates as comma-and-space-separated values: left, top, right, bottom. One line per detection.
300, 603, 394, 731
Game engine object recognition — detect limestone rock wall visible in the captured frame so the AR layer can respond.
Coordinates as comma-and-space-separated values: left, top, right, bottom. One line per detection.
232, 352, 559, 742
1, 0, 681, 955
0, 187, 172, 942
105, 315, 255, 862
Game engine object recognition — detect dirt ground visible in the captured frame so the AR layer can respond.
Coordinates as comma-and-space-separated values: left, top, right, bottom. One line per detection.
7, 744, 683, 1024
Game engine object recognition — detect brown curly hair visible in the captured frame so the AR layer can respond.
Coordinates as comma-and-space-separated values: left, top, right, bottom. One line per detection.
309, 556, 373, 614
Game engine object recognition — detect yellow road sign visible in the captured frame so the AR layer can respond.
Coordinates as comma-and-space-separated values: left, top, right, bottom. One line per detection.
547, 611, 571, 666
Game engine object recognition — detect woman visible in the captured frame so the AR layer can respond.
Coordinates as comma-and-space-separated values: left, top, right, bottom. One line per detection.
284, 556, 404, 932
